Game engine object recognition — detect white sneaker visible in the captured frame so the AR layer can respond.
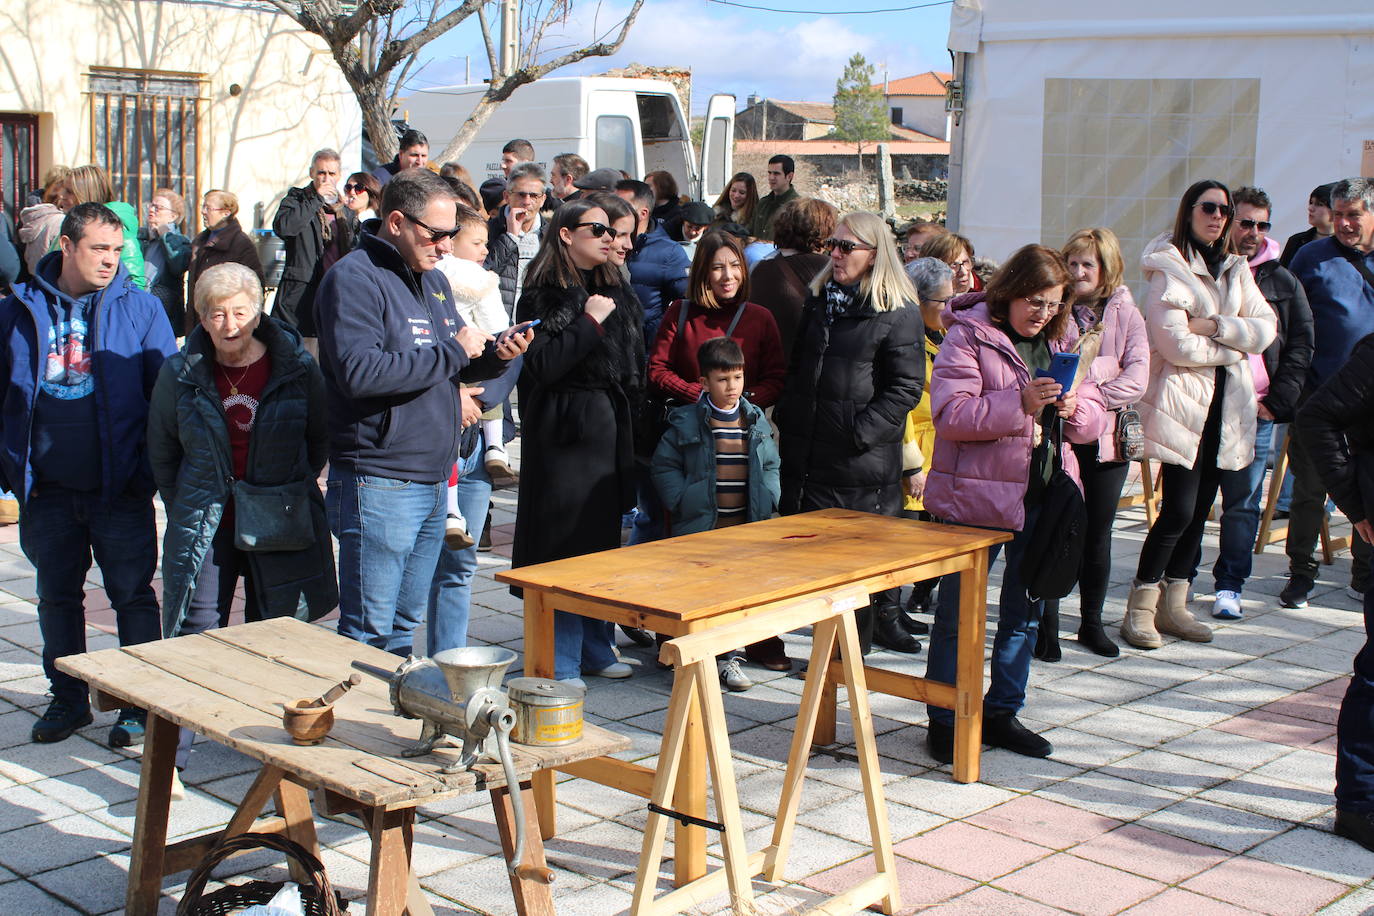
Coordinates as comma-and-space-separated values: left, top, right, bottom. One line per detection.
1212, 589, 1243, 620
719, 656, 752, 692
585, 662, 633, 679
170, 767, 186, 801
444, 513, 474, 550
557, 677, 587, 690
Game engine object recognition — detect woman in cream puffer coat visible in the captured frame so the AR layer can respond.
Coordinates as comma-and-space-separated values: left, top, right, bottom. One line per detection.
1125, 180, 1276, 650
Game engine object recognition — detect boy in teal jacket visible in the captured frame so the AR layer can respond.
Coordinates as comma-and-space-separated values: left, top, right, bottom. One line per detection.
651, 337, 782, 690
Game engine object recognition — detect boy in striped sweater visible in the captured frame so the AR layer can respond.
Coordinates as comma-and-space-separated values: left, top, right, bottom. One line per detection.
652, 337, 782, 690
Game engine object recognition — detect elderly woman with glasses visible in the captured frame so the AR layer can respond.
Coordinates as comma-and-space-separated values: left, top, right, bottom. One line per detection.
775, 211, 924, 658
187, 190, 264, 334
922, 245, 1109, 764
1123, 181, 1276, 651
148, 262, 336, 778
139, 188, 192, 332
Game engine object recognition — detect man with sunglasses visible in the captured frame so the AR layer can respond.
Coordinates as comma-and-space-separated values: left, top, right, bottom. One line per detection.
272, 148, 355, 349
1194, 187, 1312, 620
315, 169, 532, 655
1284, 177, 1374, 608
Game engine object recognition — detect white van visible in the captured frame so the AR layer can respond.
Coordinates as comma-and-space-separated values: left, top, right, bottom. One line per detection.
400, 76, 735, 202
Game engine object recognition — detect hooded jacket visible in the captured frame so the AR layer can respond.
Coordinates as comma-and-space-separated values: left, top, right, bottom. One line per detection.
626, 219, 691, 349
149, 317, 336, 637
1137, 232, 1277, 471
17, 203, 63, 277
1070, 285, 1150, 461
1247, 235, 1313, 423
0, 252, 177, 504
924, 294, 1107, 532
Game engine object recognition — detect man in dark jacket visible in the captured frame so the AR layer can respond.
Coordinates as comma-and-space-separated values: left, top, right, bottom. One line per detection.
273, 148, 355, 343
1295, 333, 1374, 853
370, 128, 429, 187
750, 155, 800, 242
483, 162, 548, 318
0, 203, 177, 745
1194, 186, 1313, 620
1282, 177, 1374, 609
315, 170, 530, 655
615, 179, 690, 350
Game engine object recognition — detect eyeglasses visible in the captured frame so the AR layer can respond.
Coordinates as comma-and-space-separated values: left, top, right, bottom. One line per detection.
1021, 296, 1063, 316
1194, 201, 1235, 218
510, 190, 545, 200
823, 237, 875, 255
344, 182, 366, 193
950, 257, 972, 272
575, 221, 619, 239
921, 296, 951, 307
1236, 218, 1272, 232
403, 212, 460, 243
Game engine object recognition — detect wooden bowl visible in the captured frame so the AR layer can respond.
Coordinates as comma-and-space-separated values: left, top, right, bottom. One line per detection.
282, 699, 334, 745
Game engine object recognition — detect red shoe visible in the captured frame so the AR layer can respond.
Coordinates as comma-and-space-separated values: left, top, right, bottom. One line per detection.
744, 636, 791, 671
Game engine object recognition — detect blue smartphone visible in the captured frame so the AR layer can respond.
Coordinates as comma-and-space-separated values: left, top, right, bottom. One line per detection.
1033, 352, 1079, 394
498, 318, 540, 342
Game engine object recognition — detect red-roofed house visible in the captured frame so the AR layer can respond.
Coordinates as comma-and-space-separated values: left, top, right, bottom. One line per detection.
874, 71, 952, 141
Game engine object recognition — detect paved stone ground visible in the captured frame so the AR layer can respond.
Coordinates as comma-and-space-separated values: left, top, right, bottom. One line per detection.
1, 467, 1373, 914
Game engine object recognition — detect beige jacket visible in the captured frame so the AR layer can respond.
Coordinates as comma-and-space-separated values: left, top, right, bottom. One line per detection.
1137, 232, 1277, 471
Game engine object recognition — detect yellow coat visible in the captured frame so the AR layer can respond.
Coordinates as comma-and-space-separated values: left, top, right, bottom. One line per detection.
902, 332, 942, 511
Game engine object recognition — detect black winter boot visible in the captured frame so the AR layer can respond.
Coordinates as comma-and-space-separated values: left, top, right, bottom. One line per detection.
1033, 603, 1062, 662
874, 597, 921, 654
1077, 606, 1120, 657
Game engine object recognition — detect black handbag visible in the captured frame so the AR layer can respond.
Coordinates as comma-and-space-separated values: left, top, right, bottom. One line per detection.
1115, 407, 1145, 461
1021, 416, 1088, 601
232, 479, 316, 552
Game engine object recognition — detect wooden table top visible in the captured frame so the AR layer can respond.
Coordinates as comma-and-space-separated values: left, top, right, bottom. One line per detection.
56, 618, 627, 808
497, 509, 1010, 621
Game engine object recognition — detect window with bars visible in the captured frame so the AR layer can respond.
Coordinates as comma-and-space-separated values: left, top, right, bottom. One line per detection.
1, 114, 38, 219
89, 68, 202, 231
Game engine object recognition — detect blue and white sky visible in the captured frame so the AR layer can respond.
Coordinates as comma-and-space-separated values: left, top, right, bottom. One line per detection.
410, 0, 954, 114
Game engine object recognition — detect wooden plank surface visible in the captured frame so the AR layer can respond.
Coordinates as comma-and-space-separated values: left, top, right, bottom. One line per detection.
57, 619, 628, 808
497, 509, 1009, 620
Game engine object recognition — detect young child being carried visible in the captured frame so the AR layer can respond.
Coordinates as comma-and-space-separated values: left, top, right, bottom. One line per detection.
651, 337, 781, 691
435, 203, 515, 548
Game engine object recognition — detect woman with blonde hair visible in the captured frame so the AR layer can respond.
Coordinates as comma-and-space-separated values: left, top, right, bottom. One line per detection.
187, 190, 264, 334
1035, 227, 1149, 662
60, 164, 146, 288
713, 172, 758, 228
776, 211, 924, 655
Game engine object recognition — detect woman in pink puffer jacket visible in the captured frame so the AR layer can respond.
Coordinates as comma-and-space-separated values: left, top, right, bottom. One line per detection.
922, 245, 1108, 765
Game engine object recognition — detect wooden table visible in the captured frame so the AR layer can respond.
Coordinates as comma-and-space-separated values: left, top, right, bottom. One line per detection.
498, 508, 1009, 886
56, 617, 629, 916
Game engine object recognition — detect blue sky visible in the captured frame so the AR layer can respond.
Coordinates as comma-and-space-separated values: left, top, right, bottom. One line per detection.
408, 0, 954, 114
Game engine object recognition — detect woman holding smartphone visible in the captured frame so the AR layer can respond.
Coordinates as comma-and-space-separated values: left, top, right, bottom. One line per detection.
1124, 181, 1275, 650
922, 245, 1108, 763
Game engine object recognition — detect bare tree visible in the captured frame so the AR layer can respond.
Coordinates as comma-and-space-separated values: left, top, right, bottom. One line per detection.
264, 0, 646, 164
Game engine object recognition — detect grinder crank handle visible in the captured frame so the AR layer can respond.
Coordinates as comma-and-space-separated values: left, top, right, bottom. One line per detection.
492, 707, 554, 883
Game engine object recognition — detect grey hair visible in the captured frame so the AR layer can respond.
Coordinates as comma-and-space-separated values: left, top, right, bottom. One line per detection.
905, 257, 953, 301
311, 148, 341, 167
194, 262, 264, 319
1332, 177, 1374, 212
507, 161, 547, 186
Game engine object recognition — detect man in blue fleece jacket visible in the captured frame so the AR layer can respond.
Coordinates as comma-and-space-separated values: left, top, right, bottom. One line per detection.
315, 169, 530, 654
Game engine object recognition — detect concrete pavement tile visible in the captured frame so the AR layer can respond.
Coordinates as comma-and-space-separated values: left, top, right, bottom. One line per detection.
1119, 887, 1263, 915
1036, 770, 1184, 821
727, 722, 807, 767
1174, 673, 1295, 706
794, 791, 941, 844
26, 758, 142, 813
1040, 671, 1160, 705
1068, 823, 1230, 882
544, 880, 637, 916
1181, 854, 1350, 915
803, 747, 925, 790
1066, 705, 1198, 747
1197, 774, 1335, 823
736, 765, 856, 816
752, 823, 868, 880
0, 782, 81, 832
0, 812, 129, 874
1136, 799, 1290, 853
1261, 690, 1341, 726
1100, 748, 1242, 794
1311, 677, 1351, 698
1268, 642, 1359, 674
893, 820, 1052, 881
993, 852, 1167, 916
1090, 654, 1209, 688
1149, 642, 1253, 671
1213, 709, 1336, 748
1317, 886, 1374, 915
884, 773, 1017, 820
0, 672, 55, 708
1249, 748, 1339, 791
1157, 730, 1293, 771
927, 885, 1070, 914
1129, 688, 1252, 727
1036, 725, 1141, 768
544, 820, 648, 880
30, 850, 133, 914
972, 745, 1086, 792
803, 853, 976, 911
1207, 631, 1303, 659
1246, 825, 1374, 885
0, 706, 38, 749
0, 645, 41, 684
555, 772, 657, 819
1017, 688, 1113, 727
1227, 659, 1341, 692
968, 795, 1122, 849
0, 879, 82, 913
0, 731, 123, 784
89, 786, 236, 840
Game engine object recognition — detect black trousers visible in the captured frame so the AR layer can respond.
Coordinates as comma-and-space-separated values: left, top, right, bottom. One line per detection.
1070, 442, 1131, 612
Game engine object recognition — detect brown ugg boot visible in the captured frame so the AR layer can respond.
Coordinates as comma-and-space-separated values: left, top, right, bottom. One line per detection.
1157, 578, 1213, 642
1120, 580, 1164, 649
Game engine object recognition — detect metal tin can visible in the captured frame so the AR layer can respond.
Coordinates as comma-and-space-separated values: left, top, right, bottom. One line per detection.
507, 677, 584, 746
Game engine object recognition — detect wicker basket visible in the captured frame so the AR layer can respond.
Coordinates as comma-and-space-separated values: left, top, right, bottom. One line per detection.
176, 832, 347, 916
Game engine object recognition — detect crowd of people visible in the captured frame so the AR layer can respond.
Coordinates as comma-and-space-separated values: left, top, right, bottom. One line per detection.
2, 139, 1374, 853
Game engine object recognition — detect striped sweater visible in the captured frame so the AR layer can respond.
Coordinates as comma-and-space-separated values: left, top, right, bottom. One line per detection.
706, 396, 749, 526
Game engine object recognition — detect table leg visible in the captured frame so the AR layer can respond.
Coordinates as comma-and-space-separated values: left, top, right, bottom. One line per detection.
491, 781, 556, 916
672, 688, 708, 887
275, 777, 321, 884
952, 549, 989, 784
522, 591, 559, 840
365, 807, 414, 916
126, 713, 178, 915
813, 641, 840, 747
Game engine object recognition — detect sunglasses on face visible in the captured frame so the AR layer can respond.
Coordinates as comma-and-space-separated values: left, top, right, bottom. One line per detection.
1236, 218, 1272, 232
344, 183, 365, 193
823, 237, 875, 255
575, 221, 619, 239
1195, 201, 1234, 218
404, 212, 460, 243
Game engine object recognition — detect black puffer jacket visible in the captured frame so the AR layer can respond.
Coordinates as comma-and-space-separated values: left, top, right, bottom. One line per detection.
1254, 259, 1314, 422
775, 285, 923, 515
148, 316, 336, 638
272, 184, 355, 336
484, 209, 546, 317
1297, 333, 1374, 526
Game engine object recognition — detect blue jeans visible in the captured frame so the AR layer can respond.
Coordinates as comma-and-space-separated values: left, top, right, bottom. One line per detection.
426, 444, 492, 656
628, 464, 665, 546
554, 610, 619, 680
327, 468, 446, 655
1206, 418, 1274, 593
925, 508, 1041, 726
19, 487, 161, 705
1338, 585, 1374, 813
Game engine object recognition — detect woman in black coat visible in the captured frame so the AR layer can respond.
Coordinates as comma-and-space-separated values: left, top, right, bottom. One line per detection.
774, 210, 923, 654
512, 199, 645, 685
187, 190, 264, 334
1295, 332, 1374, 853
